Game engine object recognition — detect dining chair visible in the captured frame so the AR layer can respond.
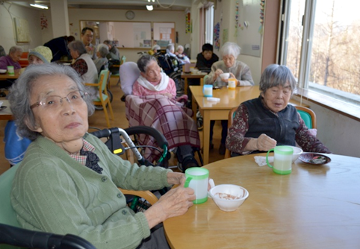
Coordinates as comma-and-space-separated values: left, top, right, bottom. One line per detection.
224, 105, 318, 158
295, 106, 317, 129
85, 69, 114, 128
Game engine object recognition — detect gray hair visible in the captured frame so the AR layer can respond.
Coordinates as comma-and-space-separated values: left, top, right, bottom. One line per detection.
9, 46, 23, 54
166, 44, 174, 53
8, 64, 95, 141
259, 64, 297, 94
103, 40, 112, 46
137, 54, 158, 73
220, 42, 241, 58
176, 45, 184, 52
68, 40, 87, 55
97, 44, 109, 58
152, 45, 160, 51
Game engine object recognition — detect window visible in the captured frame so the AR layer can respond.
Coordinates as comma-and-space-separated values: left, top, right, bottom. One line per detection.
279, 0, 360, 106
205, 4, 214, 44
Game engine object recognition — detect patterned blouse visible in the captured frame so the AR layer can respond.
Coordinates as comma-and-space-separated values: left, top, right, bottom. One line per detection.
226, 104, 331, 155
71, 58, 88, 76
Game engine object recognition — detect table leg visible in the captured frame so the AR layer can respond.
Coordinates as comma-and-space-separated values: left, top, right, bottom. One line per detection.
191, 93, 196, 122
203, 110, 210, 165
184, 78, 188, 95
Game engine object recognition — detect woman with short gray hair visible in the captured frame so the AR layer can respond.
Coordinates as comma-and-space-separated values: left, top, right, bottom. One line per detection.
226, 64, 331, 156
93, 44, 109, 73
9, 63, 194, 249
204, 41, 255, 155
68, 40, 98, 84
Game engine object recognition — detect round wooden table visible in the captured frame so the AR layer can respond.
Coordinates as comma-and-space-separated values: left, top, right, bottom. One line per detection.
164, 153, 360, 248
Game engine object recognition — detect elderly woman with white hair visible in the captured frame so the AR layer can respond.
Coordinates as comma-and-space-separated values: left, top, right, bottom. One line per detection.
175, 45, 190, 64
204, 42, 255, 155
9, 63, 195, 249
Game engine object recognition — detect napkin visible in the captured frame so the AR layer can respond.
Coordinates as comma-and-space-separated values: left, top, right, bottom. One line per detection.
206, 97, 220, 102
254, 156, 273, 166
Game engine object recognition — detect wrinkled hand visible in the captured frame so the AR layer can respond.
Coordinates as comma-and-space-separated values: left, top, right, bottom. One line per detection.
257, 134, 277, 151
167, 172, 186, 186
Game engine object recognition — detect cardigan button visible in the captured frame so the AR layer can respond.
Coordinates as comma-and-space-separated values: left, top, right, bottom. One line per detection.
117, 193, 122, 198
101, 176, 107, 182
122, 210, 127, 215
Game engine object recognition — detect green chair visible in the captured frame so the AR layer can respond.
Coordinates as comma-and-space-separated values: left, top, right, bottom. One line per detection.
295, 106, 317, 129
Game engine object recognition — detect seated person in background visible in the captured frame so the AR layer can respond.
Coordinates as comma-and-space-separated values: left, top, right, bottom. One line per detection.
27, 46, 53, 65
9, 63, 195, 249
44, 35, 75, 62
93, 44, 109, 73
226, 64, 331, 156
148, 44, 160, 55
205, 42, 255, 155
0, 45, 6, 57
175, 45, 190, 64
68, 40, 98, 84
195, 43, 219, 71
0, 46, 23, 96
3, 46, 52, 165
127, 55, 201, 172
103, 40, 120, 60
0, 45, 22, 70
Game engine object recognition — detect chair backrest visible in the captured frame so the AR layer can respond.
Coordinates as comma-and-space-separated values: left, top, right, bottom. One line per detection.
98, 69, 110, 92
295, 106, 317, 129
120, 55, 126, 65
224, 107, 238, 159
0, 164, 21, 228
119, 62, 140, 96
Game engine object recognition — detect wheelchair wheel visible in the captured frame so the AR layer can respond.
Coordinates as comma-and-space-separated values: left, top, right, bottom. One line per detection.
196, 111, 203, 130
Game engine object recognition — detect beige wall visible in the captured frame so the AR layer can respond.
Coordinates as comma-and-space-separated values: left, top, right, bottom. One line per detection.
68, 8, 190, 62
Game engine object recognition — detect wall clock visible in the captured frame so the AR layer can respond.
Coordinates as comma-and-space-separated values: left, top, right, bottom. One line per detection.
125, 10, 135, 20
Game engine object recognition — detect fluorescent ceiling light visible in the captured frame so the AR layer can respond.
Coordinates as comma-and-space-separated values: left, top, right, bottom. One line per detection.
30, 4, 48, 9
146, 5, 153, 11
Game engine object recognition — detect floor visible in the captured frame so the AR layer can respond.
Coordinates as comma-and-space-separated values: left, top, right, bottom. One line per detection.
0, 77, 225, 175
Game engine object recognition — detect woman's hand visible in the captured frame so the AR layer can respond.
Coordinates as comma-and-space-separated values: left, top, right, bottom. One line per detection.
167, 172, 186, 186
213, 69, 224, 82
256, 133, 277, 151
161, 92, 173, 99
144, 185, 195, 228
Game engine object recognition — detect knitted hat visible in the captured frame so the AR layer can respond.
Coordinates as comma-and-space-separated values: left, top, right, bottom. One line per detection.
28, 46, 53, 63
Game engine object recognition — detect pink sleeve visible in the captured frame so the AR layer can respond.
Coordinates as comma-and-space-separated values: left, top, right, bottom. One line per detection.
132, 81, 143, 96
168, 78, 177, 98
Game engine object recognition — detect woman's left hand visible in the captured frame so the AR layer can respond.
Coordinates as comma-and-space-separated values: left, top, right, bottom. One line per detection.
167, 172, 186, 185
161, 92, 173, 99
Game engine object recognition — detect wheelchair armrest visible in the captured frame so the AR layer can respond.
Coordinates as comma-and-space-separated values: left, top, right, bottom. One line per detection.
124, 126, 168, 149
0, 224, 96, 249
119, 188, 158, 205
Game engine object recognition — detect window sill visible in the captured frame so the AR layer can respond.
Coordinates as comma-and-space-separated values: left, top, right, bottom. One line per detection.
293, 88, 360, 122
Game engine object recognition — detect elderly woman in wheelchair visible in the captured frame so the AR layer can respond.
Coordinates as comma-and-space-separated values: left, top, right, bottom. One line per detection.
8, 64, 196, 249
124, 55, 201, 172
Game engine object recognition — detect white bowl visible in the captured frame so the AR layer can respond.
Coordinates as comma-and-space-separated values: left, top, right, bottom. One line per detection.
0, 69, 7, 74
209, 184, 249, 212
219, 73, 230, 80
288, 146, 303, 162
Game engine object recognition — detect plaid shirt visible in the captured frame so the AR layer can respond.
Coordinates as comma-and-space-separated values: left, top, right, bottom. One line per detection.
69, 139, 95, 166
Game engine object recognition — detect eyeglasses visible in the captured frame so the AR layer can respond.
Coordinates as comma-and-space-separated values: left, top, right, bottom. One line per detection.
30, 90, 87, 110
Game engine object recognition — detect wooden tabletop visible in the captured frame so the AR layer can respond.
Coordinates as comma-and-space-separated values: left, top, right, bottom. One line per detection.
0, 100, 13, 120
164, 153, 360, 248
0, 69, 22, 80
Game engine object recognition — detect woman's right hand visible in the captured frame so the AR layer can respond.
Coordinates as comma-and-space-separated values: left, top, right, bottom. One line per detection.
256, 133, 277, 151
213, 69, 224, 82
144, 186, 195, 228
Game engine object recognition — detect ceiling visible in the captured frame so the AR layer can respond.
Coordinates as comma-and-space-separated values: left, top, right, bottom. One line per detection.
8, 0, 193, 11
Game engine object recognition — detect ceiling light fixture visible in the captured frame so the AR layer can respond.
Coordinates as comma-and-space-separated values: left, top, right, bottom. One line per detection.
30, 3, 48, 9
147, 0, 155, 2
146, 5, 153, 11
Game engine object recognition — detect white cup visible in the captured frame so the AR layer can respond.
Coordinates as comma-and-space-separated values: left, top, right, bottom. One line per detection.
184, 167, 209, 204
